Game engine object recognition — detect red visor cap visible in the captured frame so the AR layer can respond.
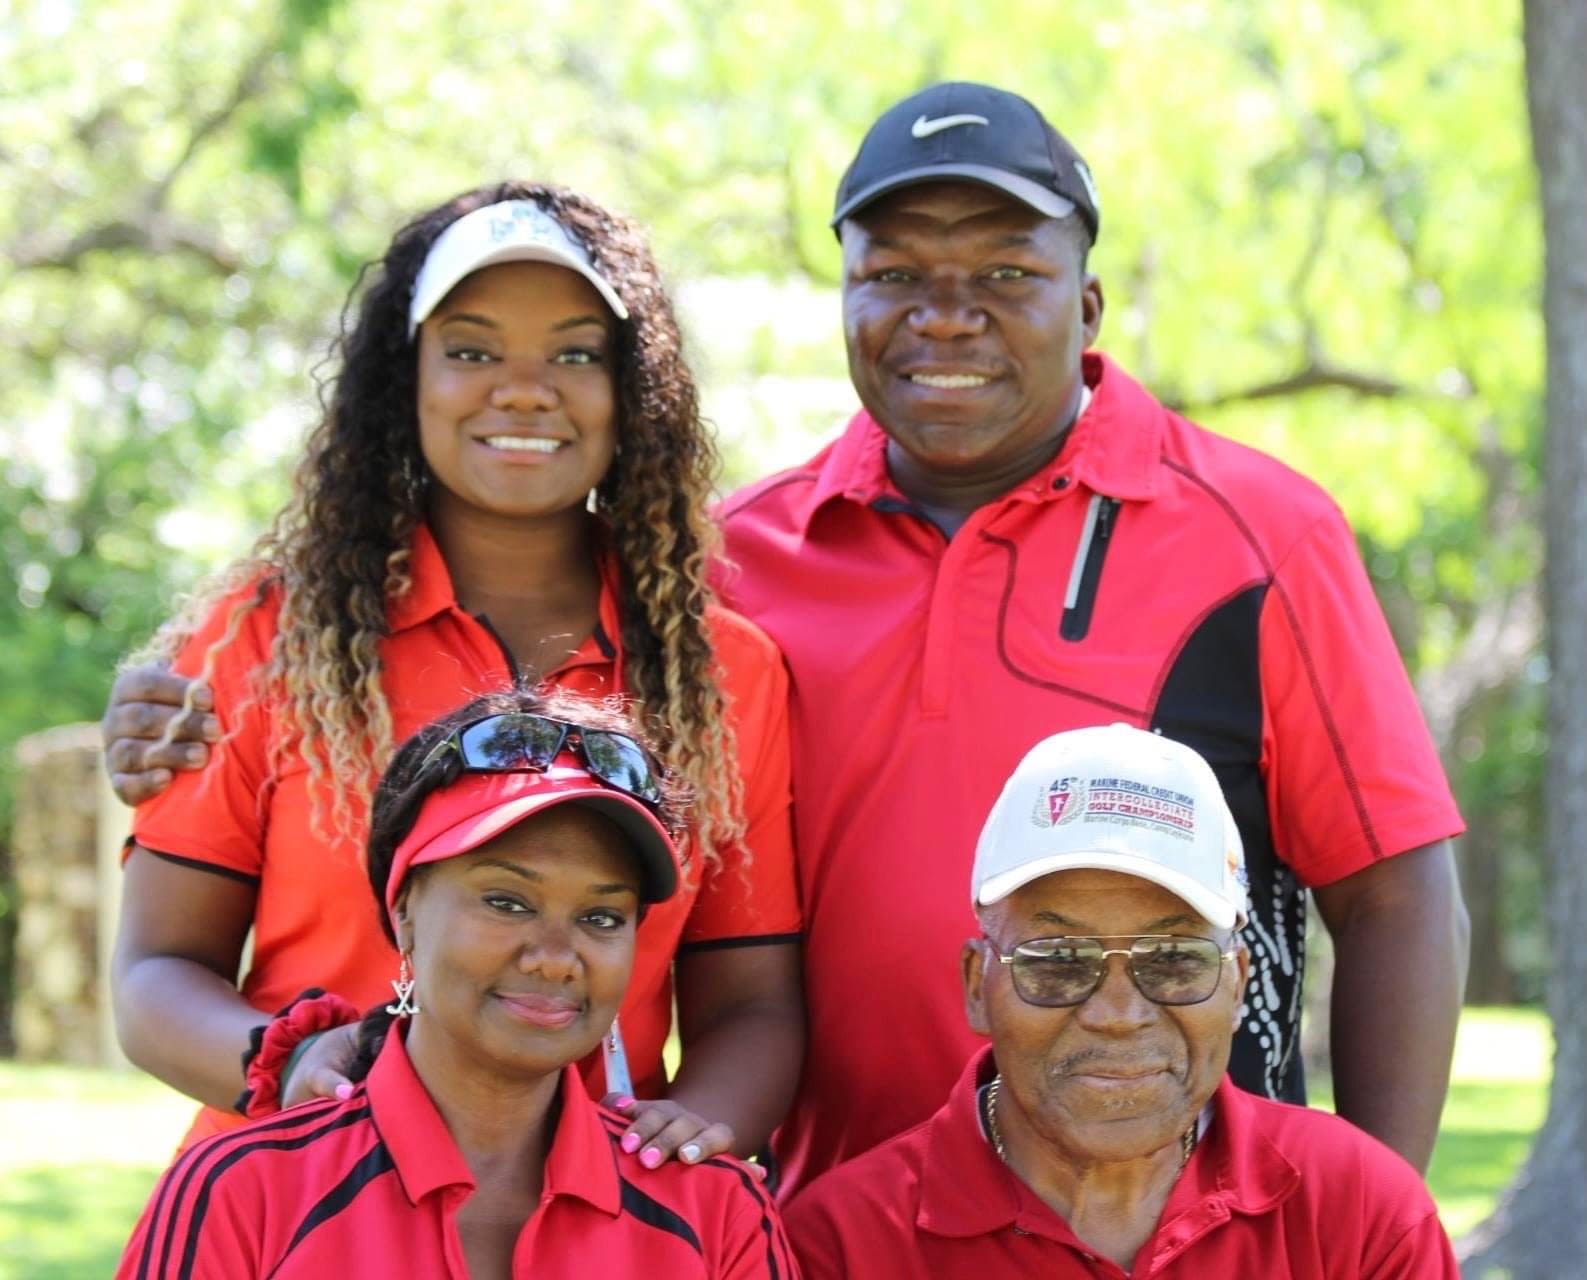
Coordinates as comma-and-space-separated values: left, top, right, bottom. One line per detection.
384, 762, 680, 929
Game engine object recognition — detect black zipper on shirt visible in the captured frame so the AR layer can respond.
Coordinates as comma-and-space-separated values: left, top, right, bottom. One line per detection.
1060, 496, 1120, 643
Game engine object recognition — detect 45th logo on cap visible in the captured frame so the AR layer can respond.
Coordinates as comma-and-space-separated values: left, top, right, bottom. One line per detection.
1033, 777, 1087, 828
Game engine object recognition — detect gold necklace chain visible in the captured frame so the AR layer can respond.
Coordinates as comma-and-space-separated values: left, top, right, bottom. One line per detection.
982, 1074, 1196, 1170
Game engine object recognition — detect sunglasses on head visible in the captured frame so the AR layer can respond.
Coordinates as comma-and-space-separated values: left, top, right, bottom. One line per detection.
422, 712, 665, 814
985, 934, 1237, 1008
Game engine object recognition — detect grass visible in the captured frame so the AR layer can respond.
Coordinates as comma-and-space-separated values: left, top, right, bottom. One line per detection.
1304, 1006, 1551, 1238
0, 1007, 1551, 1276
1427, 1006, 1552, 1237
0, 1064, 193, 1279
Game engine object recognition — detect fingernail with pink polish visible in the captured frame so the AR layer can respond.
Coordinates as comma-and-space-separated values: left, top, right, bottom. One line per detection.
335, 1084, 354, 1101
615, 1095, 635, 1109
621, 1133, 640, 1153
641, 1148, 662, 1169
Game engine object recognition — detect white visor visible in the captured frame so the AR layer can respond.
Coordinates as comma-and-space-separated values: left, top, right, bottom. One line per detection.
407, 200, 629, 338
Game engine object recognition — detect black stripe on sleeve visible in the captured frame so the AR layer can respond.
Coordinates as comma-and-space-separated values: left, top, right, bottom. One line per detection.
266, 1140, 397, 1277
704, 1157, 796, 1280
139, 1099, 344, 1280
171, 1106, 373, 1280
618, 1177, 704, 1256
676, 932, 802, 955
142, 847, 263, 888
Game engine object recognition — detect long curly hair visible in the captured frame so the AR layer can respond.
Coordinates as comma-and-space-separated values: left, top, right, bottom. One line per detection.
348, 686, 687, 1081
145, 181, 742, 866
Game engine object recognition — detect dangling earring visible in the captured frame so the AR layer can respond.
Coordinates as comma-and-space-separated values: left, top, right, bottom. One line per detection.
386, 952, 420, 1018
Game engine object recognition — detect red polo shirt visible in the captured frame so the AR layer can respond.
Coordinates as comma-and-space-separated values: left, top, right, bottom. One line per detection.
784, 1047, 1456, 1279
717, 351, 1461, 1194
131, 523, 799, 1145
118, 1023, 799, 1279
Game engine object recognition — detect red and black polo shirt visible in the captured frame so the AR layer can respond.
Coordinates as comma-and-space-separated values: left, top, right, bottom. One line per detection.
117, 1024, 797, 1278
717, 349, 1462, 1195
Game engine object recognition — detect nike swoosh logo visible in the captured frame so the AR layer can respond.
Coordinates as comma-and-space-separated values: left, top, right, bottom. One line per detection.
910, 113, 990, 139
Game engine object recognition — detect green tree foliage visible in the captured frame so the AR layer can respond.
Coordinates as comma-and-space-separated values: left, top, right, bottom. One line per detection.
0, 0, 1544, 1012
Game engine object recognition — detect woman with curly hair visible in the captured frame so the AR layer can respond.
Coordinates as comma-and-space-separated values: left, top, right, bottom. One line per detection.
119, 687, 797, 1279
107, 183, 804, 1169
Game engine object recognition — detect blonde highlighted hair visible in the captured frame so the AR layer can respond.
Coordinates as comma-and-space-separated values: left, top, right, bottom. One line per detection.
139, 182, 743, 866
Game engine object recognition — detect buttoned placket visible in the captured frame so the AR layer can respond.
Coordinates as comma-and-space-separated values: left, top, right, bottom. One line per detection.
436, 1185, 476, 1278
508, 1186, 560, 1274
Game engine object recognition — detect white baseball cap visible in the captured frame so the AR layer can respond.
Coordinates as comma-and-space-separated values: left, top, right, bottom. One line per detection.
407, 199, 629, 338
972, 724, 1248, 929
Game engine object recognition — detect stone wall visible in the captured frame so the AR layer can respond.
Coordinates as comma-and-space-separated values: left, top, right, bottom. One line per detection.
10, 722, 130, 1065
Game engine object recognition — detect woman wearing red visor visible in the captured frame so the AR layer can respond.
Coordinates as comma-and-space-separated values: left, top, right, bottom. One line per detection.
118, 689, 798, 1279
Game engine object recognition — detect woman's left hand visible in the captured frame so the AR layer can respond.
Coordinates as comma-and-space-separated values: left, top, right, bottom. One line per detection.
604, 1095, 736, 1170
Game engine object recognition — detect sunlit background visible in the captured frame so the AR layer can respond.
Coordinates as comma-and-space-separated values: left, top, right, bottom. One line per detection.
0, 0, 1554, 1273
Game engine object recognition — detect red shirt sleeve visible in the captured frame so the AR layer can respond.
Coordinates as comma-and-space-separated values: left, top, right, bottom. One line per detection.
712, 1164, 803, 1279
1368, 1208, 1461, 1279
129, 582, 283, 880
680, 608, 802, 946
116, 1143, 267, 1278
784, 1190, 860, 1280
1258, 505, 1463, 886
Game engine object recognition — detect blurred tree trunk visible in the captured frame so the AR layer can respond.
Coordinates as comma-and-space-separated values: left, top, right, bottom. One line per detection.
1461, 0, 1587, 1272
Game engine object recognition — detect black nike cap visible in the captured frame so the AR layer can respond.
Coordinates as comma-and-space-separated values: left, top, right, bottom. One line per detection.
831, 82, 1100, 243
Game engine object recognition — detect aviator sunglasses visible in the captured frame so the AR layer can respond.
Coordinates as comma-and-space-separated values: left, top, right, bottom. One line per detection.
422, 712, 666, 816
986, 934, 1238, 1008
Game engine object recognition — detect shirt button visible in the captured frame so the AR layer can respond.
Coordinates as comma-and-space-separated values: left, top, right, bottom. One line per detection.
1054, 476, 1071, 490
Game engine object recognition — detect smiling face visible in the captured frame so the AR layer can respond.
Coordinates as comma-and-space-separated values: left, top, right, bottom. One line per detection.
395, 803, 641, 1082
964, 868, 1247, 1165
840, 182, 1102, 503
416, 259, 619, 528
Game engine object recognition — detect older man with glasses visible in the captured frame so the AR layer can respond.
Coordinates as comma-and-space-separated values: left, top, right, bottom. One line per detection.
785, 724, 1457, 1278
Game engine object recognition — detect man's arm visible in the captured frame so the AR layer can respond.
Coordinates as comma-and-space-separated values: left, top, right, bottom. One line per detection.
668, 941, 805, 1158
101, 665, 218, 804
1312, 838, 1469, 1172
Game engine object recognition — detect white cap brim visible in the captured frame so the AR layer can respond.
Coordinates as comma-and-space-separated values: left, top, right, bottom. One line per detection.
408, 200, 629, 338
976, 848, 1245, 931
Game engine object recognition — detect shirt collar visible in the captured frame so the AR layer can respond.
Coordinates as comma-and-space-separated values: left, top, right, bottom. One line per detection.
384, 520, 623, 680
796, 350, 1164, 535
367, 1021, 622, 1217
1172, 1075, 1302, 1217
386, 522, 458, 633
916, 1048, 1301, 1241
541, 1061, 624, 1217
1058, 351, 1164, 504
914, 1047, 1027, 1237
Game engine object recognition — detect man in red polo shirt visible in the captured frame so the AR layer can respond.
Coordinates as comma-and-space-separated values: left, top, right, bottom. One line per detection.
104, 82, 1468, 1199
715, 82, 1466, 1193
785, 725, 1458, 1278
